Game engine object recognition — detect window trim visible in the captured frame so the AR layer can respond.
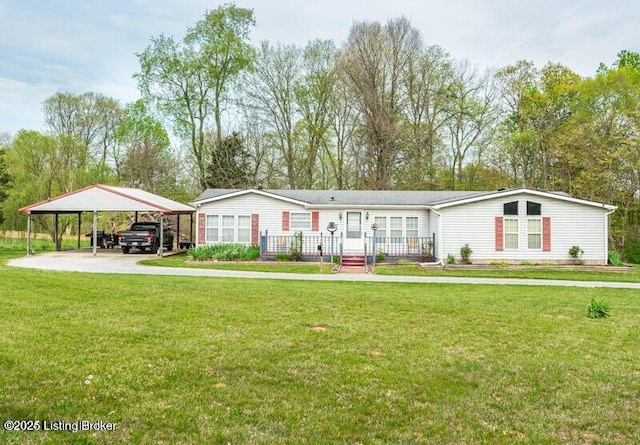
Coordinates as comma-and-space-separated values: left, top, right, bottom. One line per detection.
504, 217, 519, 250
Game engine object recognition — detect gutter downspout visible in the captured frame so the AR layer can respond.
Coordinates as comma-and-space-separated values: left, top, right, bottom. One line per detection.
604, 207, 616, 265
431, 207, 444, 266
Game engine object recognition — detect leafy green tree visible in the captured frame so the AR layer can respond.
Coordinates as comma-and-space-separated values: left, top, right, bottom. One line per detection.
1, 130, 96, 241
0, 134, 11, 225
136, 4, 255, 189
116, 100, 176, 195
42, 91, 122, 179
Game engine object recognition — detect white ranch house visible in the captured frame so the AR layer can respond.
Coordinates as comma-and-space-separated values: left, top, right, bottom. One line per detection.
191, 188, 616, 265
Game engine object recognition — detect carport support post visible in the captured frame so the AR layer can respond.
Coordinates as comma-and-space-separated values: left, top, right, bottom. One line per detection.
176, 215, 180, 250
55, 213, 59, 251
26, 214, 32, 255
158, 213, 164, 257
92, 211, 98, 256
77, 213, 81, 249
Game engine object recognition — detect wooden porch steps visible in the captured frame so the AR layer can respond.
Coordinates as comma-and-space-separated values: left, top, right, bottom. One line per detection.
342, 255, 365, 266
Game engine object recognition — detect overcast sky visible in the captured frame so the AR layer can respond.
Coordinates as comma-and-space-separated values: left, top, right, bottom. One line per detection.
0, 0, 637, 136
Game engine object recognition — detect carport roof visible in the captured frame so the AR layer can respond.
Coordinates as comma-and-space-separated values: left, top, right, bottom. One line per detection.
19, 184, 195, 215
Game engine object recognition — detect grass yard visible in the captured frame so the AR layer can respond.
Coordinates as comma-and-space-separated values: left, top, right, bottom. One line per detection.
141, 253, 336, 274
0, 258, 639, 444
375, 263, 640, 283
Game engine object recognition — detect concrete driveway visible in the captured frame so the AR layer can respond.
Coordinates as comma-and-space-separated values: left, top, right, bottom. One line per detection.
7, 249, 640, 289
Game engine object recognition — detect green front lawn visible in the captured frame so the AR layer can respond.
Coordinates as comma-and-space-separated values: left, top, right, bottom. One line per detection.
0, 261, 639, 443
375, 263, 640, 282
141, 253, 336, 274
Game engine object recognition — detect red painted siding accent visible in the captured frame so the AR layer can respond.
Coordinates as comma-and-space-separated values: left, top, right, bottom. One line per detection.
198, 213, 206, 246
495, 216, 504, 251
311, 211, 319, 231
282, 211, 290, 231
543, 217, 551, 251
251, 214, 259, 245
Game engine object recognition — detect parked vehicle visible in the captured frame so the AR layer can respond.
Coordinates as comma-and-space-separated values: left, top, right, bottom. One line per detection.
118, 222, 174, 254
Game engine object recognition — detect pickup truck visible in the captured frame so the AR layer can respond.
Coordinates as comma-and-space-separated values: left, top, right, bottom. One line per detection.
118, 222, 174, 254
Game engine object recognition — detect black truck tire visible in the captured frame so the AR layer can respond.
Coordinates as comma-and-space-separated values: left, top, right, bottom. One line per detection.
122, 246, 130, 254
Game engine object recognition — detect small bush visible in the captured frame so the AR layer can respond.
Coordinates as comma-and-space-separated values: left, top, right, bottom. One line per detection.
275, 252, 289, 261
188, 244, 260, 261
519, 261, 534, 266
446, 253, 455, 265
569, 245, 584, 264
608, 250, 623, 266
376, 251, 385, 263
587, 298, 610, 319
289, 231, 304, 262
460, 244, 473, 264
421, 240, 435, 262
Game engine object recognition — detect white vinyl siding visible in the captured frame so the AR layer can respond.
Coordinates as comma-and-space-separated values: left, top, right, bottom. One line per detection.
504, 218, 519, 250
527, 218, 542, 249
238, 215, 251, 243
290, 212, 311, 230
206, 215, 219, 243
438, 192, 609, 264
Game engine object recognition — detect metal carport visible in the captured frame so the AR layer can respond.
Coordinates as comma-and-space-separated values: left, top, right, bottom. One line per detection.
18, 184, 195, 256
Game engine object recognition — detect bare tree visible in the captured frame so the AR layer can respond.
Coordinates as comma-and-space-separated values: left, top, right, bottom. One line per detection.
340, 17, 422, 189
444, 62, 499, 190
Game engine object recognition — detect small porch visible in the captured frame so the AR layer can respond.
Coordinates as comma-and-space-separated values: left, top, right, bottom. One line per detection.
259, 231, 437, 266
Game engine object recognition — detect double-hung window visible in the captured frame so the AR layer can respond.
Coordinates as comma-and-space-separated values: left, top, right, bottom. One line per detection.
237, 215, 251, 243
504, 218, 519, 250
374, 216, 387, 244
290, 212, 311, 230
526, 201, 542, 249
206, 215, 219, 243
390, 217, 403, 243
221, 215, 235, 242
527, 219, 542, 249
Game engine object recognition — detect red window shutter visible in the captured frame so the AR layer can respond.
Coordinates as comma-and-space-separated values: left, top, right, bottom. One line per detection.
198, 213, 206, 246
543, 217, 551, 251
311, 211, 319, 231
495, 216, 504, 251
282, 211, 290, 231
251, 214, 259, 245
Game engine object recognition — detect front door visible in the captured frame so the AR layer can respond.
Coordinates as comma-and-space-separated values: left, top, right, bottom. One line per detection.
344, 211, 363, 251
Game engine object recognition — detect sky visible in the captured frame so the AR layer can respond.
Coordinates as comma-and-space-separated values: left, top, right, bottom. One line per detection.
0, 0, 638, 136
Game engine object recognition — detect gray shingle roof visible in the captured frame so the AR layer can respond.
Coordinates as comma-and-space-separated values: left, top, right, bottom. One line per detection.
192, 188, 493, 206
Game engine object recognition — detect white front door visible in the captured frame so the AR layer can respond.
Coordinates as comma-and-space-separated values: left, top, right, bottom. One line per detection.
344, 211, 363, 251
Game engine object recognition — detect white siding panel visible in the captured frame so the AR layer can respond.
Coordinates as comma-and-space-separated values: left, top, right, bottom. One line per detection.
440, 192, 608, 264
197, 193, 307, 244
196, 195, 433, 248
